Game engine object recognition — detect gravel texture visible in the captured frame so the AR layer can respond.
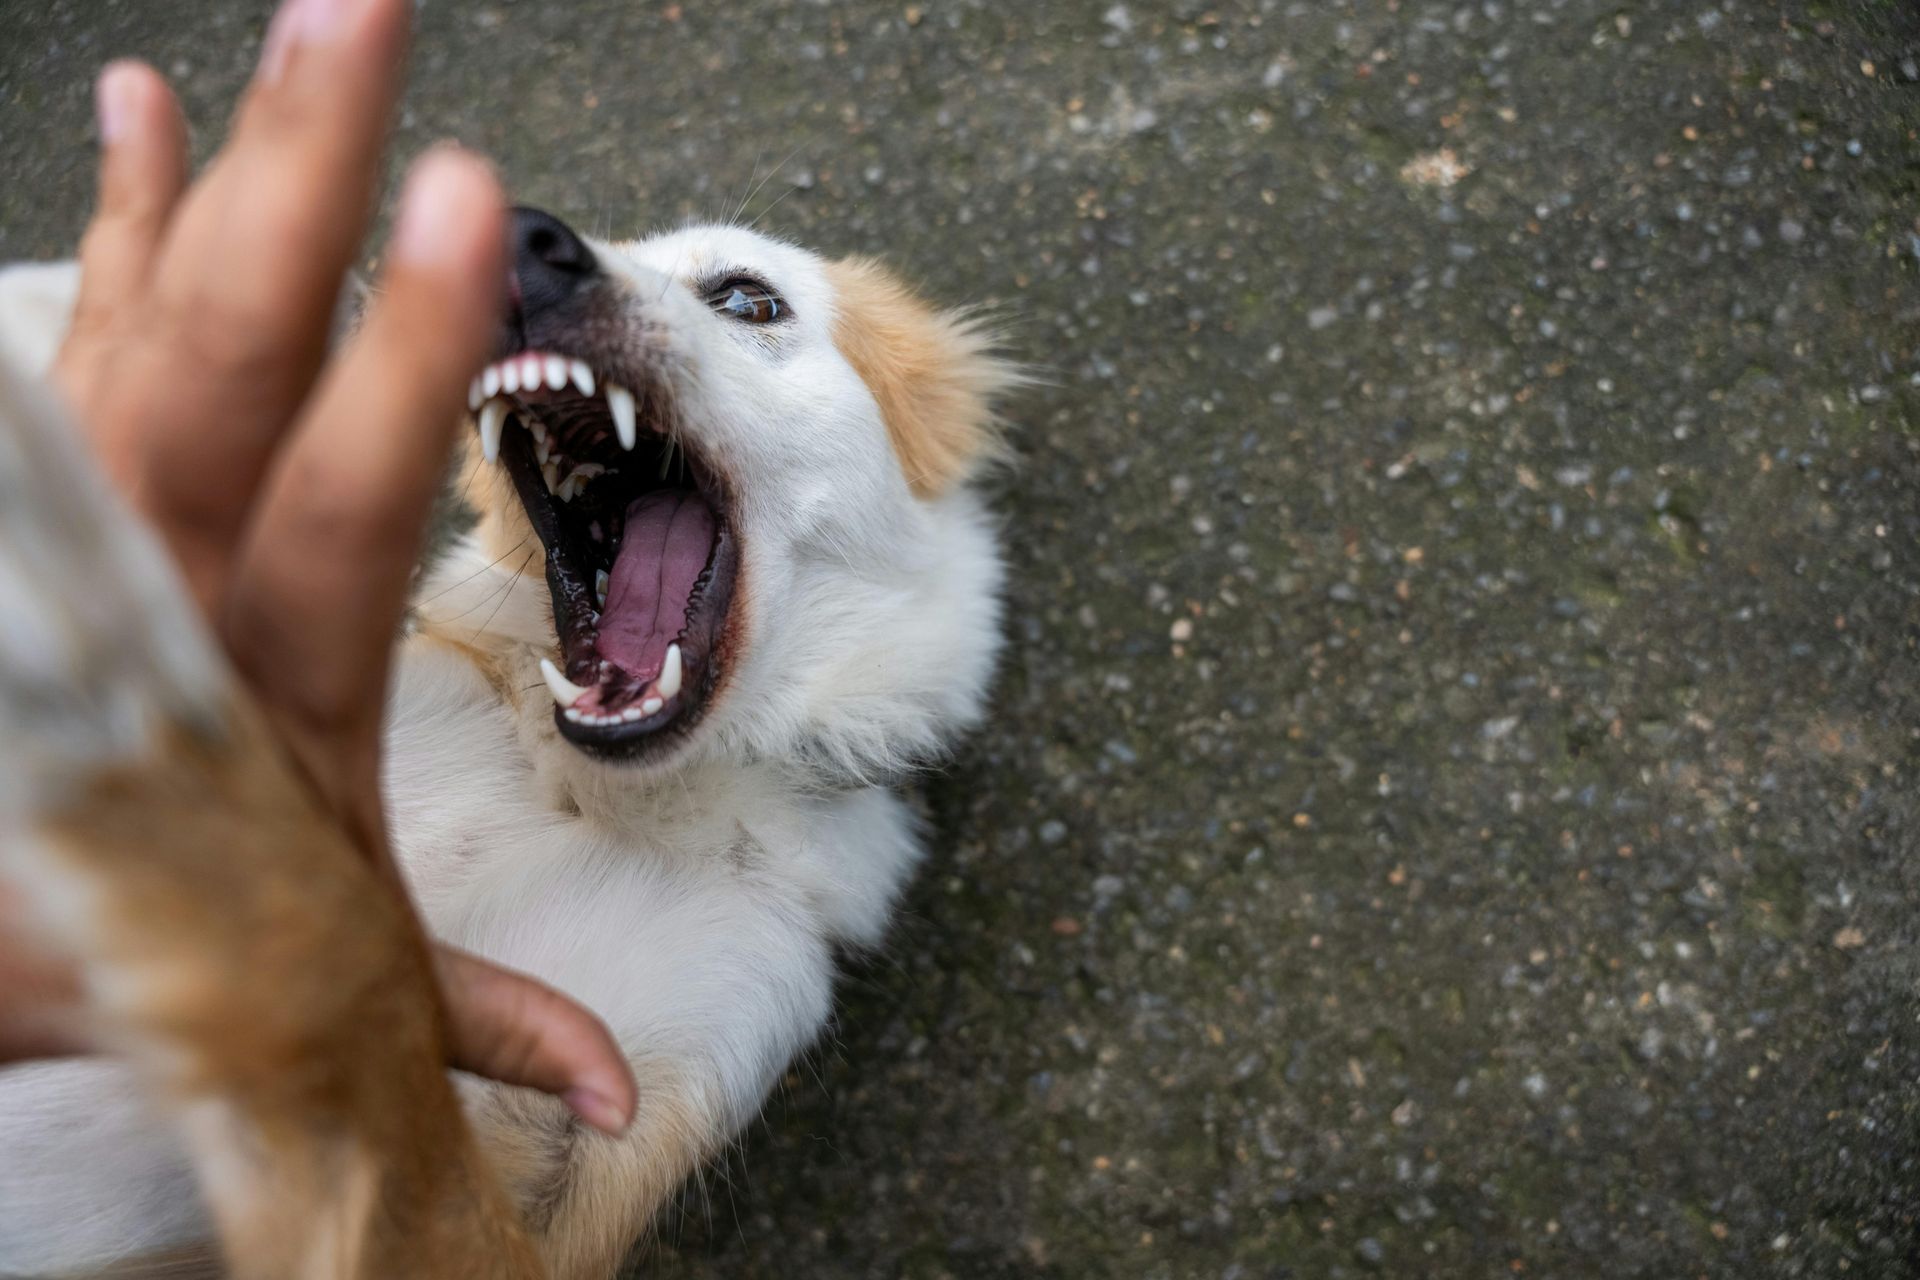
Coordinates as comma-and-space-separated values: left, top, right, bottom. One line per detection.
4, 2, 1919, 1277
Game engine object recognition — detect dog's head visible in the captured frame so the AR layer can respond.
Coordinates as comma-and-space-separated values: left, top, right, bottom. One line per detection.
428, 210, 1017, 780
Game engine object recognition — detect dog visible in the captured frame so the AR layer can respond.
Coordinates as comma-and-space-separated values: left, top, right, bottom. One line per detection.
0, 208, 1017, 1276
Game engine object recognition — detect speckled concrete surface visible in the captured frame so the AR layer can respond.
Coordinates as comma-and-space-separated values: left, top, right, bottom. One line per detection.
4, 2, 1919, 1277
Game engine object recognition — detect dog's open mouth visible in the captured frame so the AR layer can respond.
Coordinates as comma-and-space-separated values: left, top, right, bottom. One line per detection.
470, 351, 737, 756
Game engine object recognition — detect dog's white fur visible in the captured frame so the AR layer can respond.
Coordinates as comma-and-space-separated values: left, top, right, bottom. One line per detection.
0, 224, 1008, 1275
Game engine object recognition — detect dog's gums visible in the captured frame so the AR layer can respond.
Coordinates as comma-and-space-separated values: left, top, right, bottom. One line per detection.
469, 350, 737, 757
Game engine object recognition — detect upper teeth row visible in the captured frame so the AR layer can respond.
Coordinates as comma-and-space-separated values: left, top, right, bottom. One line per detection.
469, 354, 640, 463
470, 353, 594, 406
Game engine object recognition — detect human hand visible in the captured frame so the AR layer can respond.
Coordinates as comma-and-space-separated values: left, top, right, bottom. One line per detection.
13, 0, 633, 1133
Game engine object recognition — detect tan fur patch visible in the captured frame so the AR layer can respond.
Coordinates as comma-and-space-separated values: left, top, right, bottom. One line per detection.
458, 438, 543, 571
470, 1060, 717, 1280
419, 441, 548, 698
415, 628, 522, 707
41, 706, 542, 1279
824, 257, 1021, 497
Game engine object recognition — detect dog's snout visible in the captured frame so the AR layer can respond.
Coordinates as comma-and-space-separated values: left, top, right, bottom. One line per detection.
511, 206, 598, 320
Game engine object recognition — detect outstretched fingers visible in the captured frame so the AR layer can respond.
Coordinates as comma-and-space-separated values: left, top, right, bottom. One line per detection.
225, 148, 505, 749
130, 0, 417, 586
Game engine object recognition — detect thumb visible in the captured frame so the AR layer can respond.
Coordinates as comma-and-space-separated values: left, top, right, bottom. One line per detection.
433, 945, 636, 1134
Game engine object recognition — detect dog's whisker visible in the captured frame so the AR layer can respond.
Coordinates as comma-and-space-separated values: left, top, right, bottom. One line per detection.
464, 549, 532, 641
727, 145, 768, 227
735, 144, 804, 228
432, 546, 530, 625
415, 534, 530, 605
744, 177, 802, 232
450, 453, 482, 508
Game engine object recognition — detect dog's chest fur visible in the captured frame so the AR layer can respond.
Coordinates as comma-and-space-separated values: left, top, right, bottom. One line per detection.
384, 609, 925, 1133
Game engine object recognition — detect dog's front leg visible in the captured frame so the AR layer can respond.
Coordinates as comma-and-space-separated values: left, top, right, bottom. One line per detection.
0, 358, 540, 1279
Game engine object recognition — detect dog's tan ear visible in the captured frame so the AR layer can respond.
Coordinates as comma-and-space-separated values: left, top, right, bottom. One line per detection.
824, 257, 1021, 498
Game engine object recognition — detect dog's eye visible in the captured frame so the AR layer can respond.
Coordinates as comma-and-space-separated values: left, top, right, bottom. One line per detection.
706, 277, 786, 324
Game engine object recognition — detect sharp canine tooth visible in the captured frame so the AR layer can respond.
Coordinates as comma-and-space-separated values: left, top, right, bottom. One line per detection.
595, 569, 610, 604
641, 696, 664, 715
540, 658, 591, 708
542, 461, 560, 494
545, 355, 568, 390
478, 399, 508, 462
468, 377, 483, 411
607, 384, 637, 449
502, 361, 522, 394
535, 436, 551, 466
658, 643, 683, 699
570, 360, 596, 396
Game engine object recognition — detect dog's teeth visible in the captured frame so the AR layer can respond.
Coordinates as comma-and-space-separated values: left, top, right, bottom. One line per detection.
540, 657, 590, 708
621, 706, 644, 722
482, 365, 501, 399
563, 707, 585, 723
468, 377, 484, 412
529, 419, 548, 444
544, 355, 568, 391
595, 569, 610, 604
641, 696, 664, 716
657, 643, 683, 699
501, 360, 522, 394
569, 360, 596, 396
542, 461, 560, 495
521, 354, 544, 389
478, 399, 508, 463
535, 435, 552, 466
607, 384, 637, 449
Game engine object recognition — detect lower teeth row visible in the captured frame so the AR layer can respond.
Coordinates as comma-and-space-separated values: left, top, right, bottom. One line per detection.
539, 645, 683, 728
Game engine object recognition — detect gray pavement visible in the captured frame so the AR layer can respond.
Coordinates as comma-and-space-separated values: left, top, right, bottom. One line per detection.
4, 2, 1919, 1277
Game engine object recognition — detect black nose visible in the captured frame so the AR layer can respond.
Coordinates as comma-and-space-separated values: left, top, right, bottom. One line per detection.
511, 206, 598, 320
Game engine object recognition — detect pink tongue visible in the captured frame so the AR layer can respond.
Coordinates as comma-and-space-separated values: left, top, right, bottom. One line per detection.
595, 490, 716, 682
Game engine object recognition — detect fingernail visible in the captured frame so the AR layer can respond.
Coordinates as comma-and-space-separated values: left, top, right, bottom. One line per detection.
388, 148, 493, 268
95, 63, 142, 145
562, 1088, 631, 1135
258, 0, 305, 82
258, 0, 356, 83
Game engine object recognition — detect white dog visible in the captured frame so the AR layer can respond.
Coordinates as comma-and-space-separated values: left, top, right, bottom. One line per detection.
0, 210, 1016, 1277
